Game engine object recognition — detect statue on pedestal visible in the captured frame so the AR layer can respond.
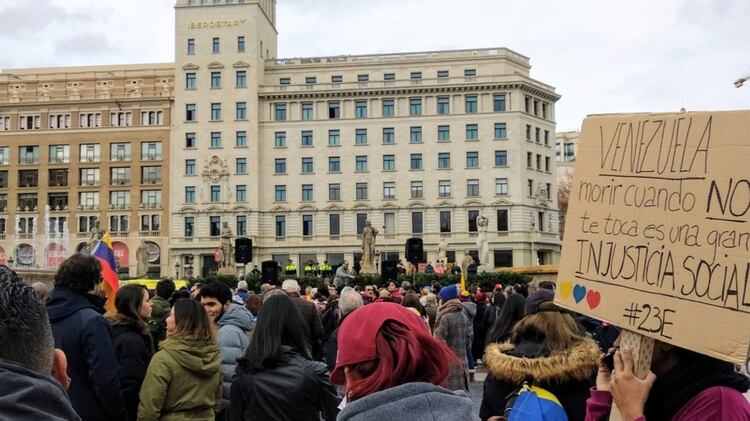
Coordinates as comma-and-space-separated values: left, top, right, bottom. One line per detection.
476, 215, 489, 271
359, 220, 379, 273
136, 240, 149, 278
88, 220, 105, 252
437, 237, 448, 266
220, 222, 234, 269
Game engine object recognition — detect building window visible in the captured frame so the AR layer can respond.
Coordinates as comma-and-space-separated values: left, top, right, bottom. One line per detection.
209, 185, 220, 202
210, 132, 222, 148
46, 114, 69, 129
187, 38, 195, 54
538, 212, 546, 232
186, 104, 196, 121
141, 166, 162, 184
410, 154, 422, 170
383, 182, 396, 199
274, 132, 286, 147
438, 152, 451, 169
439, 180, 451, 197
467, 179, 480, 197
438, 125, 450, 141
440, 210, 451, 233
536, 154, 542, 170
355, 100, 368, 118
410, 181, 423, 199
274, 185, 286, 202
466, 124, 478, 140
301, 102, 313, 120
302, 214, 313, 237
275, 158, 286, 174
493, 94, 506, 112
301, 184, 313, 201
466, 151, 479, 168
237, 35, 245, 52
383, 212, 395, 235
468, 210, 479, 232
141, 142, 161, 160
329, 214, 340, 236
355, 128, 367, 145
437, 96, 450, 114
236, 215, 247, 236
185, 72, 197, 89
496, 209, 509, 232
140, 111, 163, 126
184, 217, 194, 237
535, 127, 541, 143
383, 73, 395, 81
565, 143, 575, 161
140, 190, 161, 208
185, 186, 196, 203
382, 154, 395, 171
236, 102, 246, 120
211, 71, 221, 89
236, 70, 247, 88
301, 157, 313, 174
236, 131, 247, 147
275, 103, 287, 121
465, 95, 477, 113
109, 112, 132, 127
496, 178, 508, 195
328, 156, 340, 173
494, 123, 507, 139
326, 129, 340, 146
212, 37, 220, 53
437, 70, 449, 79
545, 156, 551, 172
185, 132, 196, 148
275, 216, 286, 237
355, 156, 368, 172
306, 76, 317, 84
357, 74, 369, 83
301, 130, 313, 146
526, 125, 532, 141
411, 212, 423, 234
464, 68, 477, 78
185, 159, 196, 175
331, 75, 343, 84
410, 71, 422, 81
279, 77, 291, 85
382, 127, 395, 144
236, 158, 247, 174
528, 179, 534, 196
211, 103, 221, 121
527, 152, 533, 168
382, 99, 394, 117
544, 130, 550, 146
355, 182, 368, 200
206, 216, 219, 237
49, 145, 70, 163
494, 250, 513, 268
328, 101, 340, 119
409, 98, 422, 116
410, 126, 422, 143
495, 150, 508, 167
19, 145, 40, 164
329, 183, 340, 201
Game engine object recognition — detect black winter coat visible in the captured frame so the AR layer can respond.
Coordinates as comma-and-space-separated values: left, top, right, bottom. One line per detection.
106, 314, 154, 421
229, 349, 339, 421
480, 338, 599, 421
290, 293, 325, 360
46, 287, 125, 421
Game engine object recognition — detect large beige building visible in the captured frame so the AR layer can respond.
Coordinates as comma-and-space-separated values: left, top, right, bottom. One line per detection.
1, 0, 561, 278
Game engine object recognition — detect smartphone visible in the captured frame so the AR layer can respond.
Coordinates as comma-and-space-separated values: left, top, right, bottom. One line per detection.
603, 347, 618, 371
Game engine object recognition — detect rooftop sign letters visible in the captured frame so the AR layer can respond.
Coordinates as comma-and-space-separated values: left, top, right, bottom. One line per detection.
188, 19, 245, 29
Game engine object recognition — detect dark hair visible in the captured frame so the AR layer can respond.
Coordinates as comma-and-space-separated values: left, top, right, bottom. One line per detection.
115, 284, 149, 321
345, 320, 458, 402
170, 299, 216, 342
155, 279, 176, 299
236, 293, 310, 373
538, 281, 556, 291
54, 254, 102, 294
197, 281, 232, 304
401, 292, 425, 316
486, 293, 527, 344
0, 266, 54, 373
170, 289, 190, 307
316, 282, 331, 299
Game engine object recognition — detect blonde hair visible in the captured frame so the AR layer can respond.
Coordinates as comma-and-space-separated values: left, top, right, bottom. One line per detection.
512, 310, 585, 353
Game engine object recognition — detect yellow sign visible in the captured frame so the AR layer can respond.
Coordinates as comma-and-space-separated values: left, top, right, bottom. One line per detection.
188, 19, 245, 29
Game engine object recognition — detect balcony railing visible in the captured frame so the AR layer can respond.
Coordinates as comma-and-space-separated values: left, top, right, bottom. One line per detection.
50, 157, 70, 164
81, 156, 100, 163
111, 231, 129, 237
142, 178, 162, 184
19, 157, 38, 165
112, 178, 130, 185
108, 203, 130, 210
81, 180, 100, 187
77, 204, 99, 211
140, 202, 162, 209
139, 231, 160, 237
49, 181, 68, 187
112, 154, 131, 161
142, 154, 162, 161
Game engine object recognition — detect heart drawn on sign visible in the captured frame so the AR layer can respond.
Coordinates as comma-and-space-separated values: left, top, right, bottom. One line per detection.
586, 290, 601, 309
573, 285, 587, 303
558, 281, 573, 300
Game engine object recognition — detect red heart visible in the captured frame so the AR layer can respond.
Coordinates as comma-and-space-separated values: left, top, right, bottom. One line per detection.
586, 290, 601, 310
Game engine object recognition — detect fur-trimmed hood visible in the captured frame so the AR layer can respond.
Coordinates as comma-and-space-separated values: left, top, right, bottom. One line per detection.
484, 338, 599, 384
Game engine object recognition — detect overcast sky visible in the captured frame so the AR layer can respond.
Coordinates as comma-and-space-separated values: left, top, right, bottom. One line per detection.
0, 0, 747, 130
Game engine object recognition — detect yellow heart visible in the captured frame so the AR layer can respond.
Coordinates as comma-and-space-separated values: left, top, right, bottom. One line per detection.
558, 281, 573, 300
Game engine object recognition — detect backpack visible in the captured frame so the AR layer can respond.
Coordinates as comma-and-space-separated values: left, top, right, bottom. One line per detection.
504, 383, 568, 421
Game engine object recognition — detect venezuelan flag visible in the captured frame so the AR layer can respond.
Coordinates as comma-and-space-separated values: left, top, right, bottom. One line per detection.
91, 233, 119, 313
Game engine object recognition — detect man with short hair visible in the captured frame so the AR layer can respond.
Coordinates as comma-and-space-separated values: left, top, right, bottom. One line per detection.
198, 282, 254, 417
323, 287, 363, 370
0, 266, 81, 420
234, 280, 250, 304
149, 278, 175, 347
282, 279, 324, 360
333, 260, 354, 288
46, 254, 125, 421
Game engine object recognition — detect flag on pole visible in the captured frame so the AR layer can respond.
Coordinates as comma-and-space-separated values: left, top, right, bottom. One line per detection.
460, 271, 466, 293
91, 233, 119, 313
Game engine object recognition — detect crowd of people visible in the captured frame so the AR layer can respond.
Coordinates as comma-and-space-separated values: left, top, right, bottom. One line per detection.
0, 255, 749, 420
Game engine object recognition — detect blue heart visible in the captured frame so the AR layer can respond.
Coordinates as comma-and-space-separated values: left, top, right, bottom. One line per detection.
573, 285, 587, 303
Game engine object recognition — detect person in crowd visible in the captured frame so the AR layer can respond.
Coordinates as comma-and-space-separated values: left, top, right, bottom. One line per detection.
259, 283, 274, 295
250, 265, 260, 276
170, 287, 190, 307
31, 281, 50, 301
198, 282, 255, 418
334, 260, 355, 288
434, 262, 445, 275
285, 259, 297, 276
425, 261, 435, 274
451, 263, 462, 275
527, 281, 539, 295
46, 254, 125, 421
402, 292, 429, 329
190, 282, 203, 298
233, 280, 250, 304
230, 293, 339, 420
282, 279, 325, 360
419, 286, 430, 306
460, 290, 477, 373
319, 282, 340, 340
0, 266, 81, 421
314, 281, 332, 313
324, 287, 364, 371
138, 299, 222, 420
320, 260, 333, 278
106, 284, 155, 421
586, 343, 750, 420
388, 281, 403, 303
485, 292, 526, 345
149, 278, 175, 348
434, 284, 471, 392
480, 289, 599, 420
244, 293, 262, 318
491, 284, 506, 309
332, 302, 477, 420
376, 288, 391, 302
401, 280, 414, 295
396, 259, 406, 275
472, 291, 489, 365
424, 293, 438, 332
363, 285, 377, 303
539, 281, 556, 291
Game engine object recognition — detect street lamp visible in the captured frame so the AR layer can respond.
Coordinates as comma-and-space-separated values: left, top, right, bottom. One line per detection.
175, 262, 180, 279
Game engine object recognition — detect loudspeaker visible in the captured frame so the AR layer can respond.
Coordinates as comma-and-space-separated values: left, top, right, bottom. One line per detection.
381, 260, 399, 283
261, 260, 278, 284
405, 238, 424, 264
235, 238, 252, 264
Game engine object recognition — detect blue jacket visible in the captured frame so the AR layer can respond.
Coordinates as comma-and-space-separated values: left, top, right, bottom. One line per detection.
47, 287, 125, 421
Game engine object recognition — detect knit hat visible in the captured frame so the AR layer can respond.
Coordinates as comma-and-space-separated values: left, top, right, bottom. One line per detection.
524, 289, 557, 315
438, 284, 459, 302
331, 302, 428, 385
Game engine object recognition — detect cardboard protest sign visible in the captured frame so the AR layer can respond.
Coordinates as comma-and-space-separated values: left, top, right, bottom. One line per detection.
556, 110, 750, 365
